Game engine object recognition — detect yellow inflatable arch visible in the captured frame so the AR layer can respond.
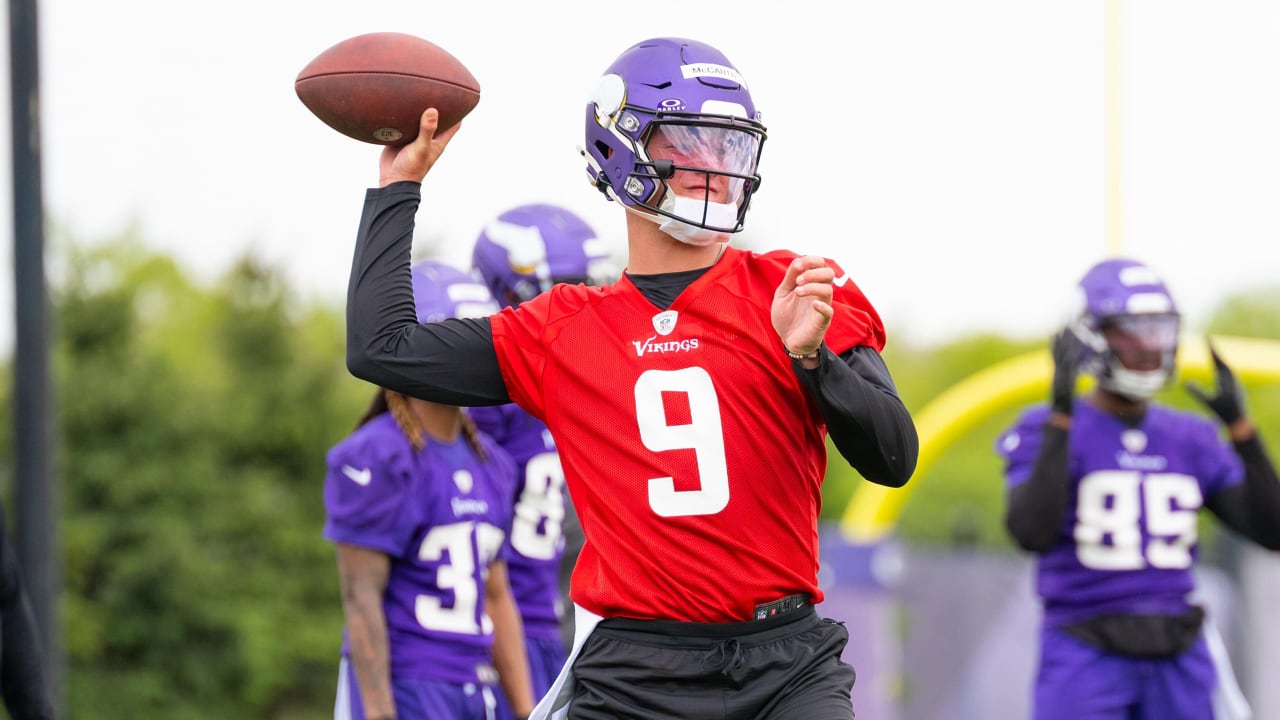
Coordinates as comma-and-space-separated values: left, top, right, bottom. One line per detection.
839, 335, 1280, 543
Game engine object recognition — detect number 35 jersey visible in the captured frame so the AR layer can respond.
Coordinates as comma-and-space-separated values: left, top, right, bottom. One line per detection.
488, 246, 887, 623
323, 413, 517, 683
997, 402, 1243, 627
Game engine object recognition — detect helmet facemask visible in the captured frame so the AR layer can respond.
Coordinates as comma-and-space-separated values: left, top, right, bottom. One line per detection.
1091, 313, 1181, 400
630, 119, 763, 245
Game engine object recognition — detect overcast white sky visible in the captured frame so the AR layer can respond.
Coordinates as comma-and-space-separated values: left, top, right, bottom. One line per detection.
3, 0, 1278, 352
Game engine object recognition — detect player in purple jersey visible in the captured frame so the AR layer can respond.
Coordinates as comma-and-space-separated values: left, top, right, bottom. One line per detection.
467, 203, 615, 720
325, 260, 535, 720
997, 258, 1280, 720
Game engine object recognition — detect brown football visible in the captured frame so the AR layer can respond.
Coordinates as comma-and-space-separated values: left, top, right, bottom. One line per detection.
295, 32, 480, 145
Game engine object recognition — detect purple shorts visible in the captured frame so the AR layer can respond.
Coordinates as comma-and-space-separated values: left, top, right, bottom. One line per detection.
335, 657, 497, 720
1033, 625, 1215, 720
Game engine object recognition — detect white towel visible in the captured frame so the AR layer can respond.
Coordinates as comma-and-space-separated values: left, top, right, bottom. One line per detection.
529, 604, 604, 720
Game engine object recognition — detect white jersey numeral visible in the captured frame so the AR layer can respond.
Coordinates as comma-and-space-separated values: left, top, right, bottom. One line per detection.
510, 451, 566, 560
634, 367, 730, 517
414, 521, 505, 634
1074, 470, 1201, 571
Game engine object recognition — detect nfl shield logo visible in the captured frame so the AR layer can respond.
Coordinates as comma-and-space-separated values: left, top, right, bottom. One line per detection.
652, 310, 678, 336
453, 470, 474, 494
1121, 429, 1148, 454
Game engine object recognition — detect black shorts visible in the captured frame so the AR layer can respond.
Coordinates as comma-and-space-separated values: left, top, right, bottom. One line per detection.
566, 606, 856, 720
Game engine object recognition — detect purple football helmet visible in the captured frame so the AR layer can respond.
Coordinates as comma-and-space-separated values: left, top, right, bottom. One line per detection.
1068, 258, 1181, 400
409, 259, 499, 324
471, 204, 617, 308
583, 37, 767, 245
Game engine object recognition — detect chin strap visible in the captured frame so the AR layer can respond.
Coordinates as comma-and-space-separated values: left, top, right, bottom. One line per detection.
1099, 363, 1171, 401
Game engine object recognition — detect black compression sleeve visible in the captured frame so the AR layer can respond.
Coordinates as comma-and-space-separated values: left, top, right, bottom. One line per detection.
345, 183, 510, 406
0, 508, 53, 719
1005, 424, 1071, 553
1205, 434, 1280, 550
794, 345, 918, 488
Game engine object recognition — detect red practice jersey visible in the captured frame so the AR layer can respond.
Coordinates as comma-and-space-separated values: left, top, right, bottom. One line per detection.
489, 246, 885, 622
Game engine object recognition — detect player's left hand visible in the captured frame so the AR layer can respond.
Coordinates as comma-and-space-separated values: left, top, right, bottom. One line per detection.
772, 256, 834, 358
1185, 339, 1246, 426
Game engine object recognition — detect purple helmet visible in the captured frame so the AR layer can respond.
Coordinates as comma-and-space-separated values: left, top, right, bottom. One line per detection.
409, 259, 499, 324
1068, 258, 1181, 400
471, 204, 617, 308
584, 37, 766, 245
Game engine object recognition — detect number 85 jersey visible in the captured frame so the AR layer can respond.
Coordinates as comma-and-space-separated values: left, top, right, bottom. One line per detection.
996, 401, 1244, 627
489, 246, 887, 623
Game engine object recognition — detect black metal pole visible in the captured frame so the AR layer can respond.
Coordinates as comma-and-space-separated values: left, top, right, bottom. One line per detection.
10, 0, 59, 709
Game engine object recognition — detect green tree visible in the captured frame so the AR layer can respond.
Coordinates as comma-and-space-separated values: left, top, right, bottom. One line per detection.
52, 235, 369, 718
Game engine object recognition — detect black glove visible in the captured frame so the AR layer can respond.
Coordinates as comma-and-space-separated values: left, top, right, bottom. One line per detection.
1185, 340, 1245, 426
1050, 327, 1086, 415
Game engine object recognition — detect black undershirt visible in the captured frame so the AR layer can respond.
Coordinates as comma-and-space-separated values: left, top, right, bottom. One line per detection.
626, 266, 712, 309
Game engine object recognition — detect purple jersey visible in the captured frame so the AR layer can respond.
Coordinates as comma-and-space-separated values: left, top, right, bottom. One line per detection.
324, 413, 517, 685
997, 402, 1242, 627
467, 404, 566, 639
